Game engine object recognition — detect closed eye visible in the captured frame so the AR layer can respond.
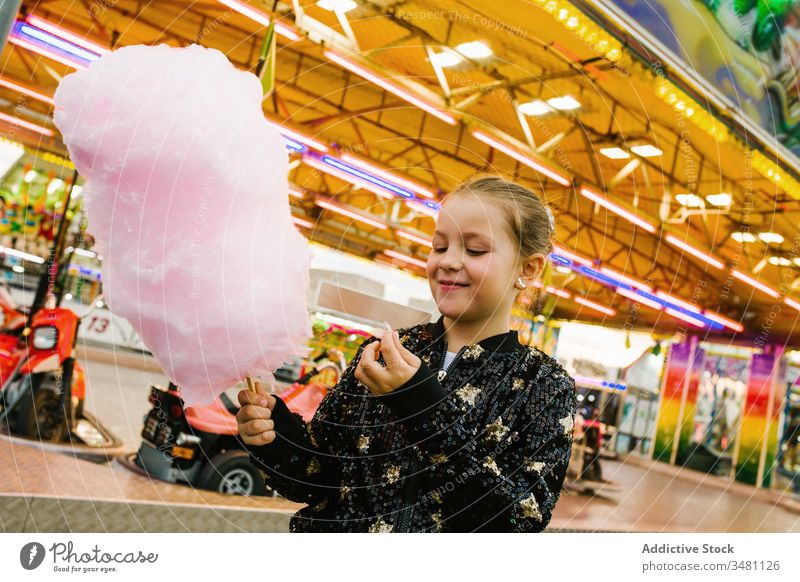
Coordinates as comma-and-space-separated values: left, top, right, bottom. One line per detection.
466, 249, 487, 256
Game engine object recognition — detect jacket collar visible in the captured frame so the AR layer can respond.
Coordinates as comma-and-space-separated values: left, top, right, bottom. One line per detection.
426, 316, 522, 353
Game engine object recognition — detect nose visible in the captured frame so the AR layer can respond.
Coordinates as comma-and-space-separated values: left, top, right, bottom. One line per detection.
438, 246, 463, 272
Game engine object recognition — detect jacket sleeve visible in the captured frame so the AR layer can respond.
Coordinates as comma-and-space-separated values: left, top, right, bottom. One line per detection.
244, 342, 372, 505
380, 356, 576, 532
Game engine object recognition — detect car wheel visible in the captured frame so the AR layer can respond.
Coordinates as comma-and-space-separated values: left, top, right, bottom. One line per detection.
197, 450, 272, 496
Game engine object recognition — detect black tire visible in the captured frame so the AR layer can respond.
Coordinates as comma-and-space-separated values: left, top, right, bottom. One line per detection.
16, 377, 67, 442
197, 450, 271, 497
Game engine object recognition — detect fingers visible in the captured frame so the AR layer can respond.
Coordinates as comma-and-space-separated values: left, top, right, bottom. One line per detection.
391, 331, 418, 366
237, 388, 276, 410
236, 404, 272, 424
380, 332, 403, 369
238, 418, 275, 436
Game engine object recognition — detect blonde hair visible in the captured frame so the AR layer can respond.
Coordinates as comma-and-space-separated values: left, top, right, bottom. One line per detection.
450, 175, 555, 257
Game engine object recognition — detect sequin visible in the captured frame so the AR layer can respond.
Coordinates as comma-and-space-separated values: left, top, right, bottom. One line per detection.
385, 465, 401, 484
519, 494, 543, 521
483, 456, 501, 476
369, 518, 393, 533
559, 414, 574, 435
485, 417, 509, 442
357, 435, 370, 453
306, 458, 321, 476
513, 378, 525, 391
430, 452, 448, 465
525, 460, 546, 473
340, 485, 351, 500
462, 344, 485, 361
455, 383, 481, 406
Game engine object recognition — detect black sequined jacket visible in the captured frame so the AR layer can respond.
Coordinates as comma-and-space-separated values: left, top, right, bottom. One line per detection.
246, 317, 576, 533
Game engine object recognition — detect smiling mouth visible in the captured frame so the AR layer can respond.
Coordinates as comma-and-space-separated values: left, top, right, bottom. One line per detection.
439, 280, 469, 290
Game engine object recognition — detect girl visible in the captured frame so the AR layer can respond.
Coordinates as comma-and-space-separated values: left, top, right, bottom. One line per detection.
237, 176, 576, 532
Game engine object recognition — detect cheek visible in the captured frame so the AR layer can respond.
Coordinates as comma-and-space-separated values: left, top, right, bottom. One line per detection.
426, 254, 438, 282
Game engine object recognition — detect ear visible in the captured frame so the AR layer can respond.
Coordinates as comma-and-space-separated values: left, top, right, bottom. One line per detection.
519, 252, 547, 283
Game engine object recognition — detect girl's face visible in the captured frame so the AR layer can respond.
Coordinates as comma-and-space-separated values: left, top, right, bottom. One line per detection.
427, 192, 525, 325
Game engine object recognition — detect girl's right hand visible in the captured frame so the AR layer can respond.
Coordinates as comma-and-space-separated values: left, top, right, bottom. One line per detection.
236, 382, 277, 446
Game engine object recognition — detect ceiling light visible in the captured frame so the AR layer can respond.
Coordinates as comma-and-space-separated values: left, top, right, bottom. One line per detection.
315, 198, 388, 230
472, 129, 571, 186
574, 296, 616, 316
731, 232, 757, 243
518, 100, 551, 116
599, 147, 630, 160
455, 41, 493, 59
0, 76, 54, 105
768, 256, 791, 266
579, 187, 657, 233
705, 193, 731, 207
316, 0, 358, 12
664, 234, 725, 269
547, 96, 581, 111
0, 112, 55, 137
730, 269, 780, 298
46, 178, 64, 195
384, 249, 427, 269
631, 144, 663, 157
675, 193, 703, 207
23, 170, 38, 183
429, 51, 462, 68
758, 232, 785, 244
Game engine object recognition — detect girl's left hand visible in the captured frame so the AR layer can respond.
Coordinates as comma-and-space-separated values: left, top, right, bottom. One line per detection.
355, 331, 421, 395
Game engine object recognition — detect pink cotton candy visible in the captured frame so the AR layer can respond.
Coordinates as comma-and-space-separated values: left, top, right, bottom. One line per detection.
53, 44, 311, 406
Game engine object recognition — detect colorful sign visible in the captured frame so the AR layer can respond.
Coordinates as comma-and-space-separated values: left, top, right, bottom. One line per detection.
735, 345, 785, 486
606, 0, 800, 159
653, 337, 698, 463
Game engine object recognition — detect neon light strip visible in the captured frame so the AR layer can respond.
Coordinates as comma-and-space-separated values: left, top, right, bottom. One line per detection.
8, 35, 89, 70
552, 245, 593, 267
282, 137, 305, 153
579, 187, 657, 233
397, 229, 432, 247
616, 287, 662, 310
0, 111, 55, 137
324, 50, 457, 126
303, 155, 395, 199
472, 129, 572, 186
315, 198, 388, 230
406, 199, 440, 217
665, 308, 706, 328
323, 156, 414, 198
291, 216, 314, 229
665, 234, 725, 270
546, 285, 571, 299
26, 15, 108, 55
654, 290, 699, 313
340, 153, 436, 199
270, 122, 329, 152
17, 23, 100, 62
785, 297, 800, 312
578, 265, 632, 291
574, 296, 616, 316
217, 0, 300, 40
384, 249, 427, 269
731, 269, 780, 298
0, 76, 54, 105
704, 312, 744, 333
288, 187, 305, 198
600, 266, 652, 291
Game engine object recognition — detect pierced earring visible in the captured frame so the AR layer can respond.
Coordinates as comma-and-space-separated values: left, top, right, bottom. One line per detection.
515, 278, 527, 290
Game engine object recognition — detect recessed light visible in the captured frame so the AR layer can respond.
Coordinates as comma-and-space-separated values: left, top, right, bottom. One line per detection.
547, 96, 581, 111
429, 51, 462, 68
599, 147, 630, 160
23, 170, 38, 183
675, 193, 703, 207
705, 193, 731, 207
732, 232, 757, 243
631, 144, 663, 157
518, 100, 551, 116
455, 41, 493, 59
769, 256, 792, 266
555, 265, 572, 274
316, 0, 358, 12
758, 232, 785, 244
